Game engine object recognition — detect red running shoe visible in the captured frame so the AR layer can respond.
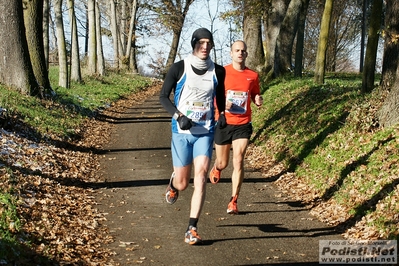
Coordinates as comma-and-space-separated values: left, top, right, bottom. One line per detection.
209, 164, 221, 184
227, 195, 238, 214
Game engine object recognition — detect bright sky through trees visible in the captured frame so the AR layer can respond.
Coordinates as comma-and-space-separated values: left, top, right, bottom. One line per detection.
135, 0, 236, 74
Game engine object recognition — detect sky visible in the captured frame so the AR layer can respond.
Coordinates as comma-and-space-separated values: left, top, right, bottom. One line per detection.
134, 0, 237, 75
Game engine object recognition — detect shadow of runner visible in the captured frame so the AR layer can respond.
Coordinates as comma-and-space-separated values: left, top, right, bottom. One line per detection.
97, 94, 345, 265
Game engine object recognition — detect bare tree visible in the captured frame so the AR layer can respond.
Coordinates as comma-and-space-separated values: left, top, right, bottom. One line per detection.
54, 0, 69, 88
122, 0, 139, 72
359, 0, 368, 72
43, 0, 50, 69
23, 0, 52, 93
314, 0, 333, 84
67, 0, 82, 82
109, 0, 121, 68
361, 0, 383, 93
96, 1, 105, 75
294, 0, 310, 77
204, 0, 220, 62
130, 0, 139, 73
325, 0, 361, 72
303, 0, 363, 73
87, 0, 97, 74
143, 0, 195, 76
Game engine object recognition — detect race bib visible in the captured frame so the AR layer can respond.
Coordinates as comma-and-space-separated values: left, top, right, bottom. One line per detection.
226, 90, 248, 114
184, 101, 211, 125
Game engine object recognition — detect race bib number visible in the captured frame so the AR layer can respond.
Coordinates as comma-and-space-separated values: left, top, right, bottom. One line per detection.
227, 90, 248, 114
185, 101, 211, 124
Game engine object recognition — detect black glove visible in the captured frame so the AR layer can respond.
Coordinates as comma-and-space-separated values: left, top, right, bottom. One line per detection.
218, 113, 227, 129
177, 115, 193, 130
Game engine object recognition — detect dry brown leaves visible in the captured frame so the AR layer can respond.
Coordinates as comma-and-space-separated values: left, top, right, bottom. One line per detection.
246, 141, 399, 241
0, 81, 162, 265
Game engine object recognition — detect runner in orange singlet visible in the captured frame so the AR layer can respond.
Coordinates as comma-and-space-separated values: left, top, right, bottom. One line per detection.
209, 40, 263, 214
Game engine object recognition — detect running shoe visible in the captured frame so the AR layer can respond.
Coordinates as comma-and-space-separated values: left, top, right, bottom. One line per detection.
227, 195, 238, 214
165, 172, 178, 204
184, 226, 202, 245
209, 164, 221, 184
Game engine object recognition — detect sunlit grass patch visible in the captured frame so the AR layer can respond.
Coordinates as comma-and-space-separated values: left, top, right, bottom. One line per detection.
251, 73, 399, 239
1, 68, 153, 139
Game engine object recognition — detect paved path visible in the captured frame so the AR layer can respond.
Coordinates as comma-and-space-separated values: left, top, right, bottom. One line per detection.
96, 94, 342, 265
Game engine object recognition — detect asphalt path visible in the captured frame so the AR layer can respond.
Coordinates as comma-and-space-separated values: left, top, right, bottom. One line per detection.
96, 94, 342, 265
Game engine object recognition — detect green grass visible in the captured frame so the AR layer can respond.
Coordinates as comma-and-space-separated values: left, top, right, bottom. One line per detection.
1, 68, 398, 260
0, 192, 22, 260
0, 68, 152, 138
252, 73, 399, 240
0, 68, 154, 262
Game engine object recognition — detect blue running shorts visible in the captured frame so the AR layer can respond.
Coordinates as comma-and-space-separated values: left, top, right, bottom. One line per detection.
171, 133, 214, 167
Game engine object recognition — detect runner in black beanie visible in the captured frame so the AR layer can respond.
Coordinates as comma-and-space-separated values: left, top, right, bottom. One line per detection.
191, 28, 214, 49
160, 27, 225, 245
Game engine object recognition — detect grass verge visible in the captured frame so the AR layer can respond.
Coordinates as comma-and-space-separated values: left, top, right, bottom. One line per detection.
250, 73, 398, 240
0, 68, 154, 263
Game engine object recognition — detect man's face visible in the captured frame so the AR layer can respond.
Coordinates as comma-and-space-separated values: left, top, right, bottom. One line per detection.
230, 42, 247, 64
193, 38, 213, 60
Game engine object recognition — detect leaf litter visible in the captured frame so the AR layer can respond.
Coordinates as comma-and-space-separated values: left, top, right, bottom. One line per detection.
0, 82, 162, 265
2, 79, 398, 264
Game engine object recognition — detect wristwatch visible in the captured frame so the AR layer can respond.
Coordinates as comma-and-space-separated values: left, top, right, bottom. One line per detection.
173, 111, 180, 120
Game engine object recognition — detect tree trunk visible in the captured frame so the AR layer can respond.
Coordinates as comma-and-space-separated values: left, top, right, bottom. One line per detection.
294, 0, 310, 77
109, 0, 120, 69
130, 47, 138, 73
314, 0, 333, 84
120, 0, 127, 56
54, 0, 69, 88
122, 0, 138, 72
361, 0, 383, 93
67, 0, 82, 83
263, 0, 288, 80
87, 0, 97, 75
43, 0, 50, 70
49, 12, 57, 52
96, 1, 105, 76
164, 29, 182, 74
160, 0, 194, 75
84, 7, 89, 56
243, 0, 265, 72
129, 0, 139, 73
275, 0, 302, 76
380, 0, 399, 90
0, 1, 39, 95
23, 0, 52, 94
359, 0, 367, 72
377, 60, 399, 127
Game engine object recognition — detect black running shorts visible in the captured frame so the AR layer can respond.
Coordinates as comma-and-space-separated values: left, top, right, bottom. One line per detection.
214, 122, 253, 145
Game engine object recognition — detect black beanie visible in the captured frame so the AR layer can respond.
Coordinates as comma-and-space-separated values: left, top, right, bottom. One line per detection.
191, 28, 214, 49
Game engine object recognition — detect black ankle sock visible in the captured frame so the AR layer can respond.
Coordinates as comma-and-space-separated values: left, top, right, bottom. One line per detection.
188, 218, 198, 229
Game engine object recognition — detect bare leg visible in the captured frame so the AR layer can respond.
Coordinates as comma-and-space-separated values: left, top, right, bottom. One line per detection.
172, 164, 192, 191
231, 138, 249, 196
189, 155, 210, 218
214, 143, 231, 171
